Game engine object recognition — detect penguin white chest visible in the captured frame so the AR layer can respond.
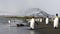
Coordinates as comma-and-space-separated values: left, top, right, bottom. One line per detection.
54, 17, 58, 27
8, 20, 10, 24
46, 18, 49, 24
30, 18, 35, 29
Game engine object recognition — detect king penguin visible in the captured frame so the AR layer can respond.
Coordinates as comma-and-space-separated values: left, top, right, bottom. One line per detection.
8, 20, 11, 26
8, 20, 11, 24
46, 16, 49, 25
54, 13, 59, 29
30, 17, 35, 30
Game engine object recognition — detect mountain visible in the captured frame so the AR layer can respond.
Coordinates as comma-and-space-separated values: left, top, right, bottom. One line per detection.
25, 8, 55, 18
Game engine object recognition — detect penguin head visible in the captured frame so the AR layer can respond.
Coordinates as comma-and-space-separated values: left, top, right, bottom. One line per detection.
56, 13, 58, 16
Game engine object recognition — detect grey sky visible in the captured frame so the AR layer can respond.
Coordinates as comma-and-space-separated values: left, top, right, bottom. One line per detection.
0, 0, 60, 16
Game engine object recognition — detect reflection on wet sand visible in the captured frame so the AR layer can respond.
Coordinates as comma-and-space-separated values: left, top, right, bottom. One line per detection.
30, 30, 35, 34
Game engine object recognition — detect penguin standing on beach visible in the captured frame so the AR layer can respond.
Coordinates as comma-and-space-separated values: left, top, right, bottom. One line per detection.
30, 17, 35, 30
54, 14, 59, 29
8, 20, 11, 26
40, 18, 42, 23
45, 16, 49, 25
8, 20, 11, 24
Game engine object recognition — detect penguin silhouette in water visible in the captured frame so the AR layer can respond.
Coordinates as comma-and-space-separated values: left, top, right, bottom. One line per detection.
54, 13, 59, 29
29, 17, 38, 30
45, 16, 49, 25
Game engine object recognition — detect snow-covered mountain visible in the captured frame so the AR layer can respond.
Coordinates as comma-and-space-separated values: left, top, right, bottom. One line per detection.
25, 8, 55, 18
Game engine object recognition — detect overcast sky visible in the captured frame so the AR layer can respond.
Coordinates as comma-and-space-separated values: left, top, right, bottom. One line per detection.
0, 0, 60, 16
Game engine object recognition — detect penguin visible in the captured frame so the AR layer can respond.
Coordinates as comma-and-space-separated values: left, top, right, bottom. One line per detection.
54, 14, 59, 29
8, 20, 11, 26
40, 18, 42, 22
30, 17, 35, 30
45, 16, 49, 25
8, 20, 11, 24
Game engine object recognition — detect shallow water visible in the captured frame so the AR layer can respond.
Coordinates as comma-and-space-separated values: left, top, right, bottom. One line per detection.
0, 18, 42, 34
0, 23, 42, 34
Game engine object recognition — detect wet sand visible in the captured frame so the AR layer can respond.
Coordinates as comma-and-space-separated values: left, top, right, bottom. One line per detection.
0, 22, 60, 34
0, 23, 41, 34
37, 22, 60, 34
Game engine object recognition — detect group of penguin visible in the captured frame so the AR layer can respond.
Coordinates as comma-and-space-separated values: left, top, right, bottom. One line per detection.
29, 13, 59, 30
8, 13, 59, 30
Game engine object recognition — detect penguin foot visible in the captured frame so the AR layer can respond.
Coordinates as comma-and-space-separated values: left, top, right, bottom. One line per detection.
30, 28, 35, 30
54, 27, 58, 29
46, 24, 48, 25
